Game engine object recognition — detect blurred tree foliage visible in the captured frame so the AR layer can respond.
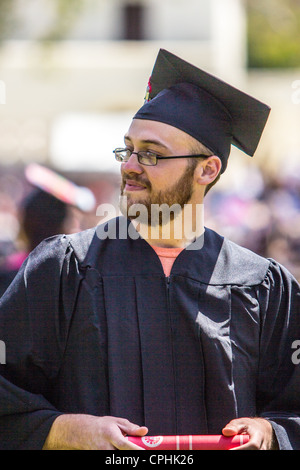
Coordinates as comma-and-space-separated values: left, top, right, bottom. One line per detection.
0, 0, 87, 41
41, 0, 88, 41
0, 0, 15, 40
247, 0, 300, 68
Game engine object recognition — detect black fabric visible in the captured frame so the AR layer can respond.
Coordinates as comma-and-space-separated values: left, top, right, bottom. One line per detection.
0, 269, 17, 298
0, 217, 300, 449
134, 49, 271, 172
134, 83, 233, 170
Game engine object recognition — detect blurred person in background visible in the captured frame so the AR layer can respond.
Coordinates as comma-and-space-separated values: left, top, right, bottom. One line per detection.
205, 165, 300, 282
0, 164, 95, 297
0, 190, 70, 296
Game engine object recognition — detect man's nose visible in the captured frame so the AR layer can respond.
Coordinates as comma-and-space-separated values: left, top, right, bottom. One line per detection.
122, 153, 143, 173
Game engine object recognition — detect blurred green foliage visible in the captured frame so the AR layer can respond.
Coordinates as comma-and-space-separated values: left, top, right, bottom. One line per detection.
0, 0, 87, 41
247, 0, 300, 68
0, 0, 15, 40
41, 0, 87, 41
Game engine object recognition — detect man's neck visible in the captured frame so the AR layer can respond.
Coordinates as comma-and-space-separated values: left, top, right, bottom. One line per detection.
131, 203, 204, 249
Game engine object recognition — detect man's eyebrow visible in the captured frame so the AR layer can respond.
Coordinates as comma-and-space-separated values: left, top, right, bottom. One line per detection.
124, 135, 169, 149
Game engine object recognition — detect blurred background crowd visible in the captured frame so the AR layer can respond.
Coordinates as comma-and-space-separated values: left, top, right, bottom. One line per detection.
1, 0, 300, 295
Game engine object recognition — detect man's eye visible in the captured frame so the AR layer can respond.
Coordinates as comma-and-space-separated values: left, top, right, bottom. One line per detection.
145, 150, 158, 157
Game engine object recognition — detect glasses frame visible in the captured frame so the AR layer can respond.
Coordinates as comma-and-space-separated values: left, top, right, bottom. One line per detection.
113, 148, 210, 166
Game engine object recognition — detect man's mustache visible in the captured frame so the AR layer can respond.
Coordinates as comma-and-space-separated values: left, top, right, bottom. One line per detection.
121, 173, 151, 189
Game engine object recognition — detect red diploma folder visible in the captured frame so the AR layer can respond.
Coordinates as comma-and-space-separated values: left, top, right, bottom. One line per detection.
127, 434, 249, 450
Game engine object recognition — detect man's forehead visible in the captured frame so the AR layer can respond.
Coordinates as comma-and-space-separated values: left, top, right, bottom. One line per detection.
125, 119, 202, 149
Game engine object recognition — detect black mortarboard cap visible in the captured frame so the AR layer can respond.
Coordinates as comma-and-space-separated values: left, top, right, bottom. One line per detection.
133, 49, 271, 173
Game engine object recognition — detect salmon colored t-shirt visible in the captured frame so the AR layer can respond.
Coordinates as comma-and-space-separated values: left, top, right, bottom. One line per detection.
151, 245, 184, 277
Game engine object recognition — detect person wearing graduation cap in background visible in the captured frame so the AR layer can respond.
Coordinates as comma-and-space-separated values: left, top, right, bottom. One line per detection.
0, 189, 68, 297
0, 164, 95, 297
0, 49, 300, 450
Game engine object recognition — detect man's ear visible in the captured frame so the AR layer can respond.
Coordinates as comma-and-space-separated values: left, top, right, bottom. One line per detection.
195, 156, 222, 186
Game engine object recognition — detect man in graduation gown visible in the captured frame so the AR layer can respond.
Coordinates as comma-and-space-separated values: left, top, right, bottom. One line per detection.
1, 49, 300, 450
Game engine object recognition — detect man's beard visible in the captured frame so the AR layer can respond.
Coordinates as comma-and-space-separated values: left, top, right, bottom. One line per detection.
119, 161, 197, 227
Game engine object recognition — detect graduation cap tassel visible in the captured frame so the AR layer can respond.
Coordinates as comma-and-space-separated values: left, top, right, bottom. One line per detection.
144, 77, 152, 103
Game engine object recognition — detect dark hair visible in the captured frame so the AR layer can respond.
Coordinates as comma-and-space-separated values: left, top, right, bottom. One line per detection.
22, 189, 68, 251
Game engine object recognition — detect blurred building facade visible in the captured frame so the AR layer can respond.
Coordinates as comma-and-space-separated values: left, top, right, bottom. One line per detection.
0, 0, 247, 172
0, 0, 298, 175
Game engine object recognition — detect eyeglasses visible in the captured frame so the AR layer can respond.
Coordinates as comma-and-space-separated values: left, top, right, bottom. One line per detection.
113, 148, 209, 166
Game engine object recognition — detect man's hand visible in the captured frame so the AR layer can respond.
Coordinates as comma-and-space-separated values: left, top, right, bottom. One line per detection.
222, 417, 279, 450
43, 414, 148, 450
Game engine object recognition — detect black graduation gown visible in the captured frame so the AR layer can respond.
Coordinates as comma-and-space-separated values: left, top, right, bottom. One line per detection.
1, 216, 300, 450
0, 268, 18, 298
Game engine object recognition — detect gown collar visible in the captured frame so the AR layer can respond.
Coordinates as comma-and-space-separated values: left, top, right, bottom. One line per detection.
69, 216, 269, 286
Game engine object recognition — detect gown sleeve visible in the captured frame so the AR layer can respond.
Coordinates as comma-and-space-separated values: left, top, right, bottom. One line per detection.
0, 235, 77, 450
257, 259, 300, 449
